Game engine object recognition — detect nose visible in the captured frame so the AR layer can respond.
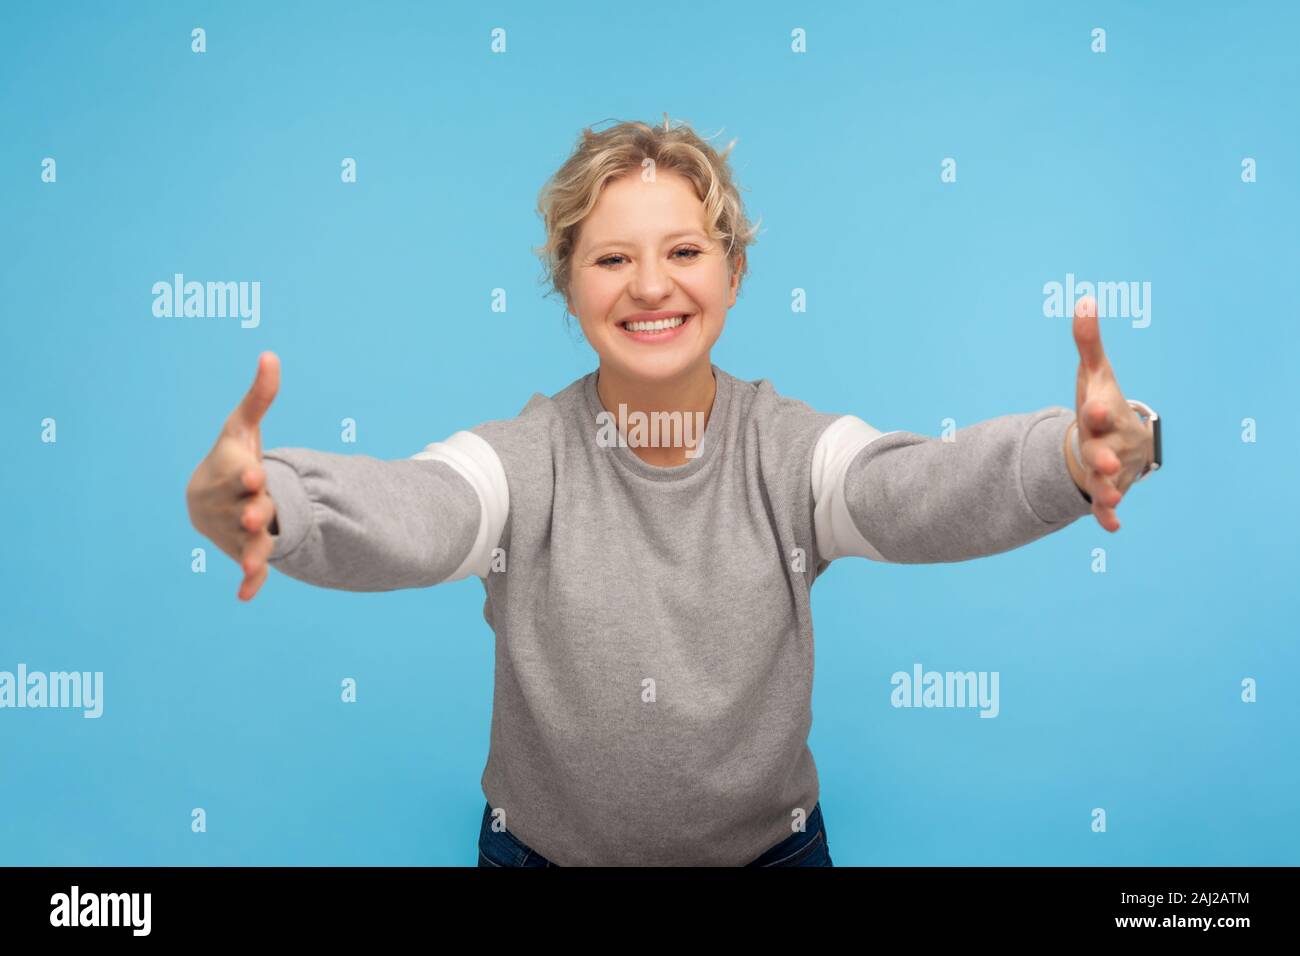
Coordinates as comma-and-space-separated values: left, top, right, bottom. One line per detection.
628, 254, 674, 305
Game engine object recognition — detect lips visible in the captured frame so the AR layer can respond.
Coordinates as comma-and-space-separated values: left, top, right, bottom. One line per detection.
618, 311, 690, 329
618, 312, 693, 343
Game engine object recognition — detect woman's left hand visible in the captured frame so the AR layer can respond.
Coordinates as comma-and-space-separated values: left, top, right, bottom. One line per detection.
1067, 295, 1155, 533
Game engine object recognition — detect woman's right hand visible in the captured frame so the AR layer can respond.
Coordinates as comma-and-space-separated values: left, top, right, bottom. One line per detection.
185, 351, 281, 601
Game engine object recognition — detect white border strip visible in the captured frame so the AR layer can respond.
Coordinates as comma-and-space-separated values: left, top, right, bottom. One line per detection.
411, 430, 509, 581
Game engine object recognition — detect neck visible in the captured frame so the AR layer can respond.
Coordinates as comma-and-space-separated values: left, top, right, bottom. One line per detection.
594, 358, 716, 467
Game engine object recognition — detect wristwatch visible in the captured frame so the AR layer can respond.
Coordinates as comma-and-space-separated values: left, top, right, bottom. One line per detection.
1071, 399, 1161, 482
1126, 399, 1161, 481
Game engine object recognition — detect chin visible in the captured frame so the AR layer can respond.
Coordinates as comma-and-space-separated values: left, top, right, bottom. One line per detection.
591, 319, 720, 379
605, 355, 686, 384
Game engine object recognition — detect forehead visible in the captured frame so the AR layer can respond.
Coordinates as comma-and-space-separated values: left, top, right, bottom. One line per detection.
578, 170, 707, 246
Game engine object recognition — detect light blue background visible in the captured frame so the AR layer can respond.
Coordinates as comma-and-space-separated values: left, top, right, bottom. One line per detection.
2, 0, 1296, 865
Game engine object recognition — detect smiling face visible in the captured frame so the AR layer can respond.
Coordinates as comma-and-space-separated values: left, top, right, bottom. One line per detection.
565, 169, 743, 385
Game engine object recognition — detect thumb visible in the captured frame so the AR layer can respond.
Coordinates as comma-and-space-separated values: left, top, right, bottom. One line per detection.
1071, 296, 1111, 378
230, 352, 280, 450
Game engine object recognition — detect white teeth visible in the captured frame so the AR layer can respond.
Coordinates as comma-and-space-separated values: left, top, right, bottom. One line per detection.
624, 315, 687, 333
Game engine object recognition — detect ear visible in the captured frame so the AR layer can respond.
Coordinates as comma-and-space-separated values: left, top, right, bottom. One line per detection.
727, 252, 745, 308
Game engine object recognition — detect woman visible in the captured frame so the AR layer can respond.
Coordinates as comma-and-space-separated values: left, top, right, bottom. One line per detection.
185, 116, 1160, 867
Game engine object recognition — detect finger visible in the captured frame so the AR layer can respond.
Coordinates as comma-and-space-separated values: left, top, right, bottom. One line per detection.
238, 532, 275, 600
230, 351, 281, 437
242, 527, 276, 572
237, 462, 266, 495
1088, 467, 1122, 508
1080, 397, 1116, 437
239, 561, 269, 602
240, 490, 276, 533
1080, 433, 1121, 476
1072, 296, 1113, 379
1093, 506, 1120, 533
1091, 490, 1121, 532
1090, 482, 1122, 512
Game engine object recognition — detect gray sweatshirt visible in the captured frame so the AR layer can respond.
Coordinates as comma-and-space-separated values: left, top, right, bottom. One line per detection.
262, 364, 1093, 865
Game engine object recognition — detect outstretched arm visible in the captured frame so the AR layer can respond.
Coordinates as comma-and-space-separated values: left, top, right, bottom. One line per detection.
811, 296, 1156, 565
185, 351, 507, 599
813, 407, 1093, 564
263, 428, 505, 592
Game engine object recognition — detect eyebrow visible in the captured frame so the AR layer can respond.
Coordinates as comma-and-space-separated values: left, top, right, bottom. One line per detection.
581, 229, 708, 253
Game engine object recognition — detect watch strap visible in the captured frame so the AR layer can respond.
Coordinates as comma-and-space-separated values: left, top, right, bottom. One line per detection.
1126, 399, 1161, 481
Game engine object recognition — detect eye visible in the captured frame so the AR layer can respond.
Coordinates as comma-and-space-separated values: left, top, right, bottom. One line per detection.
594, 247, 703, 267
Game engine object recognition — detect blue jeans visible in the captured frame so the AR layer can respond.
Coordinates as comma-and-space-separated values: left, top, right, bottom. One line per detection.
477, 800, 833, 867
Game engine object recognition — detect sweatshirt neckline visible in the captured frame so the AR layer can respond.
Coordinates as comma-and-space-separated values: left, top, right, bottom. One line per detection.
583, 363, 731, 482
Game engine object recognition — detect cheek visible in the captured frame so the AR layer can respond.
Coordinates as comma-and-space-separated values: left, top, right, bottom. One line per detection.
695, 276, 732, 314
576, 277, 620, 313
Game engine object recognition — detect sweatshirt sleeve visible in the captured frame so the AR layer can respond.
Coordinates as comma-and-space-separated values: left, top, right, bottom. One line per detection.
811, 406, 1094, 565
260, 429, 509, 591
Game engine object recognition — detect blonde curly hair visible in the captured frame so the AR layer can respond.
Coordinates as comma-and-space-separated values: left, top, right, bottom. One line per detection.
533, 114, 760, 319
